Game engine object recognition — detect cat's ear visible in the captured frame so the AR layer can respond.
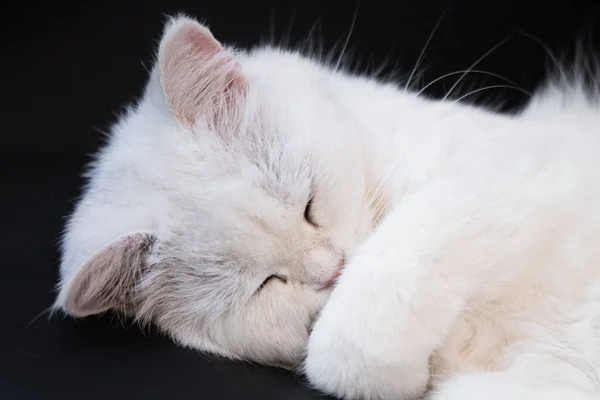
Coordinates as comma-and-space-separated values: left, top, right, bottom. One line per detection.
63, 233, 155, 317
157, 16, 247, 129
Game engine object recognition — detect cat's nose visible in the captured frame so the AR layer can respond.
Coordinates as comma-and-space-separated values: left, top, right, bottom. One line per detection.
302, 246, 344, 287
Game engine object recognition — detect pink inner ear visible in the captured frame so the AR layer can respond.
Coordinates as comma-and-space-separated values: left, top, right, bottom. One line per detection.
159, 20, 247, 129
178, 24, 222, 55
64, 233, 155, 317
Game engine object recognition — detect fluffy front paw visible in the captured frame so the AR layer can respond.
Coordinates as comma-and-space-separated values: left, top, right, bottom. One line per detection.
303, 299, 430, 400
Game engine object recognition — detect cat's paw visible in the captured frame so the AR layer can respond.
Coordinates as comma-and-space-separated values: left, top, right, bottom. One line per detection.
304, 290, 429, 400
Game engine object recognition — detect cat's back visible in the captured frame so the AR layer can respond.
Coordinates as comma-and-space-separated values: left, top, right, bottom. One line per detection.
450, 78, 600, 193
428, 78, 600, 384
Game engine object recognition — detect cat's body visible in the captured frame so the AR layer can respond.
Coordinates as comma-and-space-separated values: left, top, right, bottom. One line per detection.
55, 16, 600, 399
305, 77, 600, 399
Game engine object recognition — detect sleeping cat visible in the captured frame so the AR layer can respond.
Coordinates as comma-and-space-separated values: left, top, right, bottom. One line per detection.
54, 15, 600, 400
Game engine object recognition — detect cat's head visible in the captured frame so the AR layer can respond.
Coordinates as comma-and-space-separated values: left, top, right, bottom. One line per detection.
55, 16, 376, 368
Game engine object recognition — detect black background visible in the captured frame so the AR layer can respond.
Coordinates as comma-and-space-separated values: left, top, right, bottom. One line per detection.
1, 1, 599, 399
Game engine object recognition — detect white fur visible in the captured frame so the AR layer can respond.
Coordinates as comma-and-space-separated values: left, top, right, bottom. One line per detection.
55, 16, 600, 399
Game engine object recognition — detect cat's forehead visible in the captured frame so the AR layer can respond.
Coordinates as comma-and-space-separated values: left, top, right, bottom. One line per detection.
241, 49, 332, 110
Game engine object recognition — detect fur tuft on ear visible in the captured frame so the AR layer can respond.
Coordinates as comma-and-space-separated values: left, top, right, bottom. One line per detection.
158, 16, 247, 130
63, 233, 155, 318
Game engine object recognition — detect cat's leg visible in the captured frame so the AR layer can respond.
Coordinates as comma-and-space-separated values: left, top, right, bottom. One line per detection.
304, 183, 486, 399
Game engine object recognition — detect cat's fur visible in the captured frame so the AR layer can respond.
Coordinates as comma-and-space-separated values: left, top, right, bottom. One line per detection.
54, 15, 600, 400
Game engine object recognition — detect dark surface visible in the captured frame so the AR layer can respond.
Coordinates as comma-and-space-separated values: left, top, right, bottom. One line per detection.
1, 1, 599, 399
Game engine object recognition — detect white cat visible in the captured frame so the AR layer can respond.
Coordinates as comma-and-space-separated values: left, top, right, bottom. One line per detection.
54, 15, 600, 400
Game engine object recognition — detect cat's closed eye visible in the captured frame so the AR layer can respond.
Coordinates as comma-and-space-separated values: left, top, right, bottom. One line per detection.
304, 197, 318, 227
258, 275, 287, 292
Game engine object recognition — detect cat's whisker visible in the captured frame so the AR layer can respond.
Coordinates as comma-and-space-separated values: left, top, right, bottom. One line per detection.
415, 69, 531, 98
140, 61, 151, 74
92, 125, 111, 139
370, 161, 397, 201
452, 84, 531, 103
367, 159, 400, 220
404, 7, 448, 92
372, 177, 391, 209
366, 172, 388, 208
24, 305, 56, 329
280, 9, 298, 49
442, 34, 514, 102
303, 18, 323, 57
334, 2, 360, 72
370, 43, 402, 80
512, 27, 568, 83
317, 17, 325, 63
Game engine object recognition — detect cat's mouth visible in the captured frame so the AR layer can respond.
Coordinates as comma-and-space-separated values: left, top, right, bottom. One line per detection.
321, 256, 345, 290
